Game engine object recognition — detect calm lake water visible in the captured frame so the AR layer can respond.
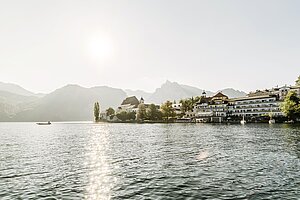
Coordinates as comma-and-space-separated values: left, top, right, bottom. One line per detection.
0, 123, 299, 199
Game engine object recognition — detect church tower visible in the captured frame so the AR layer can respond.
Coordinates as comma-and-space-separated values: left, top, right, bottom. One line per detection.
140, 97, 144, 104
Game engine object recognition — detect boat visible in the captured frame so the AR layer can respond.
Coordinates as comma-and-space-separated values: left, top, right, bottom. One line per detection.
37, 121, 51, 125
284, 120, 294, 124
268, 106, 275, 124
240, 115, 246, 125
269, 119, 275, 124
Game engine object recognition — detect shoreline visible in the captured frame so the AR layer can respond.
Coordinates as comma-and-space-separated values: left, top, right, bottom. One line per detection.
97, 119, 298, 125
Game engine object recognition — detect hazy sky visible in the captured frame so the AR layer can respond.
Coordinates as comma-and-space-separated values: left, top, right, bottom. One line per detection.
0, 0, 299, 93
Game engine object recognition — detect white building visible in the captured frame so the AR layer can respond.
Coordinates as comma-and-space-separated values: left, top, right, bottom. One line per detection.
229, 94, 283, 117
117, 96, 140, 113
229, 85, 300, 118
194, 92, 229, 122
172, 103, 182, 115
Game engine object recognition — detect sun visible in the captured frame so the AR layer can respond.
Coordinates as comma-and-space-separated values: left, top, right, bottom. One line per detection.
86, 35, 114, 63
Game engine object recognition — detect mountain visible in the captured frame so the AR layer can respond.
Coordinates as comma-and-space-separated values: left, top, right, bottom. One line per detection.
0, 82, 37, 96
141, 81, 246, 103
0, 91, 39, 121
124, 81, 247, 104
148, 81, 213, 104
0, 81, 247, 121
125, 89, 152, 101
217, 88, 247, 98
0, 90, 38, 105
180, 84, 214, 97
13, 85, 127, 122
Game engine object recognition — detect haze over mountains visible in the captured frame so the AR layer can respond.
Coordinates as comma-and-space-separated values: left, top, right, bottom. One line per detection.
0, 81, 246, 122
0, 82, 39, 97
125, 81, 246, 104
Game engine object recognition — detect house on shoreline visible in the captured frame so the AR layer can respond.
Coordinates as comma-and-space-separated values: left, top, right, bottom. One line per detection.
115, 96, 160, 120
194, 92, 229, 123
193, 85, 300, 123
228, 95, 282, 118
117, 96, 140, 113
102, 84, 300, 123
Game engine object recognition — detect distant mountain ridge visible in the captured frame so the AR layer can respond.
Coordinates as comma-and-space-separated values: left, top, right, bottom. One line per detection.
0, 82, 37, 96
147, 81, 212, 104
13, 85, 127, 122
125, 89, 152, 100
0, 81, 247, 121
0, 90, 39, 120
217, 88, 247, 99
126, 81, 246, 104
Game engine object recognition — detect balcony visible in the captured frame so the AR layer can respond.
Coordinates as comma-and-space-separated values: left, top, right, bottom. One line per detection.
234, 99, 278, 106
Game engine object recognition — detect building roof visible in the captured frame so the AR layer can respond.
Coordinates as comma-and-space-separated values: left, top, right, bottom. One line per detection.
121, 96, 140, 106
213, 92, 228, 98
291, 85, 300, 89
196, 97, 212, 104
230, 94, 277, 101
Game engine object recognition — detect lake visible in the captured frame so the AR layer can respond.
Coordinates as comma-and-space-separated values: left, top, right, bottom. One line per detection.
0, 123, 299, 199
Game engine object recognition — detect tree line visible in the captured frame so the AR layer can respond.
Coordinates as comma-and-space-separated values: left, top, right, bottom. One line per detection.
93, 97, 202, 122
94, 76, 300, 122
280, 76, 300, 121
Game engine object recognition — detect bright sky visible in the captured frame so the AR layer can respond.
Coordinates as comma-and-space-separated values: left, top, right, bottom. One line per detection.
0, 0, 299, 93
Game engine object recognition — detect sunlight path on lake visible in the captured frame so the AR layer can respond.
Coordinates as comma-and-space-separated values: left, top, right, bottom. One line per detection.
84, 125, 117, 200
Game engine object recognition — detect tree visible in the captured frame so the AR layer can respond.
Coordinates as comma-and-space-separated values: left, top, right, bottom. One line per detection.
179, 96, 200, 114
194, 96, 202, 103
157, 110, 163, 120
179, 99, 189, 114
116, 111, 136, 121
128, 111, 137, 121
106, 107, 115, 119
94, 102, 100, 122
137, 104, 147, 121
296, 75, 300, 86
116, 111, 127, 121
186, 98, 194, 112
280, 91, 300, 120
147, 104, 162, 121
161, 100, 176, 121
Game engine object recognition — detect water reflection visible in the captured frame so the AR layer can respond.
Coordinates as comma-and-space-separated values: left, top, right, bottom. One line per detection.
196, 150, 209, 161
0, 123, 299, 199
85, 125, 116, 199
281, 124, 300, 158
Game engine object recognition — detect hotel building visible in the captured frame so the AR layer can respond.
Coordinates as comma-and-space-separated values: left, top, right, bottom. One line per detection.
193, 85, 300, 122
228, 94, 283, 117
193, 92, 229, 122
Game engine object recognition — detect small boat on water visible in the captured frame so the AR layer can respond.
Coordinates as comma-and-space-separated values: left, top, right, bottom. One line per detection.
269, 119, 275, 124
240, 115, 246, 125
284, 120, 294, 124
37, 121, 51, 125
268, 107, 275, 124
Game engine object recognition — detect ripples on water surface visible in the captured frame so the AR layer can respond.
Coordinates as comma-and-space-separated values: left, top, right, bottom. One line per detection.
0, 123, 299, 199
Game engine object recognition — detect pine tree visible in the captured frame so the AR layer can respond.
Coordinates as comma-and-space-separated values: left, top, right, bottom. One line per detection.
94, 102, 100, 122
